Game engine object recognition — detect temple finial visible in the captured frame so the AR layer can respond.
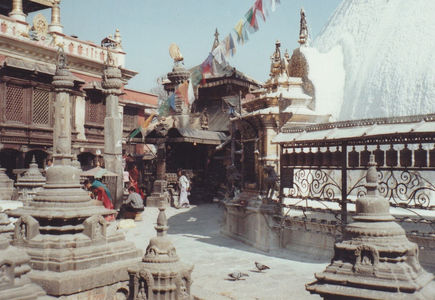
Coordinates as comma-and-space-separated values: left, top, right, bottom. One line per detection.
212, 28, 220, 51
298, 8, 308, 45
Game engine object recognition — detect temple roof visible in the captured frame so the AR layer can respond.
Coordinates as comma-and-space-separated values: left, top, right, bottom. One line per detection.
0, 0, 53, 15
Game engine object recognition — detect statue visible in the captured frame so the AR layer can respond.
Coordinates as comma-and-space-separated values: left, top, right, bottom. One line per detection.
263, 165, 278, 200
200, 108, 209, 130
226, 165, 241, 198
169, 43, 184, 66
56, 46, 67, 70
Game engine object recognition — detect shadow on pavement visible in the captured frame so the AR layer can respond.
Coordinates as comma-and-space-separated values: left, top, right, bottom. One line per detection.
167, 203, 331, 264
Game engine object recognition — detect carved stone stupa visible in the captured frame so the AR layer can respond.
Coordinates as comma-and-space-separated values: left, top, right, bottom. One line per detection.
0, 168, 13, 200
128, 207, 193, 299
0, 235, 46, 299
306, 155, 435, 299
15, 156, 46, 202
7, 48, 141, 299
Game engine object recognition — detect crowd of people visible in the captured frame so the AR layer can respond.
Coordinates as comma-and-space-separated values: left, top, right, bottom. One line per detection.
82, 156, 191, 221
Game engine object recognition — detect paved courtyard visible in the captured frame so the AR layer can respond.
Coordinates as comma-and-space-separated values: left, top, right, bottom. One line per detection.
122, 203, 327, 300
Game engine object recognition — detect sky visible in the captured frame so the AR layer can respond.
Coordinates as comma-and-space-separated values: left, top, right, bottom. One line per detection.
30, 0, 342, 93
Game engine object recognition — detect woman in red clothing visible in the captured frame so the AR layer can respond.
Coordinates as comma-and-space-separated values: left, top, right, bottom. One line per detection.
91, 184, 115, 222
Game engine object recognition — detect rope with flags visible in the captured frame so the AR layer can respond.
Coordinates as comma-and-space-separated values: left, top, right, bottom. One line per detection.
159, 0, 281, 116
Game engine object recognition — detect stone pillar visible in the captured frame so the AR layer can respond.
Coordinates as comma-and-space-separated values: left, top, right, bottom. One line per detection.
9, 0, 26, 22
52, 49, 74, 167
102, 59, 124, 208
128, 206, 193, 300
306, 155, 435, 299
48, 0, 63, 33
146, 140, 169, 207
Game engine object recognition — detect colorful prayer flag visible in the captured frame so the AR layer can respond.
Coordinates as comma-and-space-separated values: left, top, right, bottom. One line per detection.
201, 53, 214, 75
254, 0, 266, 21
270, 0, 280, 12
191, 68, 203, 86
168, 93, 176, 110
245, 7, 259, 32
234, 19, 246, 44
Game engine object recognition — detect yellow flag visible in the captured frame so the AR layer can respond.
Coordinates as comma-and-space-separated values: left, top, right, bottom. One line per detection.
142, 113, 155, 130
234, 19, 245, 43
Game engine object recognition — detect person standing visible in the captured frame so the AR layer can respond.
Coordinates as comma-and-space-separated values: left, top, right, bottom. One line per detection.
178, 169, 190, 208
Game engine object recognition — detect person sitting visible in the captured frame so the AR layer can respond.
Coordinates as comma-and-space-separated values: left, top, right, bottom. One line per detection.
120, 186, 144, 219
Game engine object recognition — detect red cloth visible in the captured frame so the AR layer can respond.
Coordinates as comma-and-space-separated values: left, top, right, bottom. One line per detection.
95, 187, 115, 221
95, 186, 114, 210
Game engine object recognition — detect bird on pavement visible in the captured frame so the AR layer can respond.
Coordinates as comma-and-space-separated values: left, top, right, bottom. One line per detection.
255, 262, 270, 272
227, 271, 249, 281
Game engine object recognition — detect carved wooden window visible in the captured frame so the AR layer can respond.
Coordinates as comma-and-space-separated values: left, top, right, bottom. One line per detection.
85, 99, 105, 125
123, 106, 137, 129
5, 84, 24, 122
32, 88, 50, 125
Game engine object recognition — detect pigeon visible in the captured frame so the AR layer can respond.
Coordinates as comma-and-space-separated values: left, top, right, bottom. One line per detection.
227, 271, 249, 281
255, 262, 270, 272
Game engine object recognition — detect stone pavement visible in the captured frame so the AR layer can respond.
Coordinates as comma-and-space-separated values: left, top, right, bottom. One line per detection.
122, 203, 327, 300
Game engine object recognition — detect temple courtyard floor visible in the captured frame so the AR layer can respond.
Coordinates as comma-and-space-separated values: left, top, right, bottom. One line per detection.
122, 203, 327, 300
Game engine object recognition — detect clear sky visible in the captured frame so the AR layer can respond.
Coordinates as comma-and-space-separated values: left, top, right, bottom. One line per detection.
31, 0, 342, 93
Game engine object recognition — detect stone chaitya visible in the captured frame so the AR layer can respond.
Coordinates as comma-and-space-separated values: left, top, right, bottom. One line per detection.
7, 48, 141, 299
128, 206, 193, 299
0, 234, 47, 299
0, 167, 13, 200
15, 156, 46, 202
306, 155, 435, 299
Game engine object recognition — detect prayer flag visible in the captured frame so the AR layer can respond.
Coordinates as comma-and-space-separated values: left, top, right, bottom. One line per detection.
234, 19, 246, 44
158, 97, 169, 116
228, 34, 236, 56
188, 79, 195, 104
139, 112, 156, 136
270, 0, 280, 12
168, 93, 176, 110
212, 43, 226, 65
191, 68, 203, 86
201, 53, 214, 75
245, 7, 259, 33
254, 0, 266, 21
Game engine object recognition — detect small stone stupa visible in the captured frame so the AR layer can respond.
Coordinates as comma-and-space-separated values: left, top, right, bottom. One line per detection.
306, 155, 435, 299
0, 234, 46, 299
128, 206, 193, 299
15, 156, 46, 202
7, 48, 141, 298
0, 167, 14, 200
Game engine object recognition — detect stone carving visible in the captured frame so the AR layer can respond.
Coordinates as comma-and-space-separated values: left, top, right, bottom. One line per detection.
13, 215, 39, 242
298, 8, 308, 45
263, 165, 278, 200
83, 215, 107, 240
32, 13, 48, 36
306, 155, 435, 299
128, 207, 193, 300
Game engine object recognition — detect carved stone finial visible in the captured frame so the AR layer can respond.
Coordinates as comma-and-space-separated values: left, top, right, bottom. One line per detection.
53, 47, 74, 90
269, 40, 283, 78
101, 60, 123, 95
298, 8, 308, 45
212, 28, 220, 51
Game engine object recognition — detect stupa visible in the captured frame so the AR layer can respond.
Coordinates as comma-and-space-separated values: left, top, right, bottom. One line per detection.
7, 48, 141, 299
306, 155, 435, 299
128, 206, 193, 299
0, 234, 47, 299
0, 167, 13, 200
15, 156, 46, 202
